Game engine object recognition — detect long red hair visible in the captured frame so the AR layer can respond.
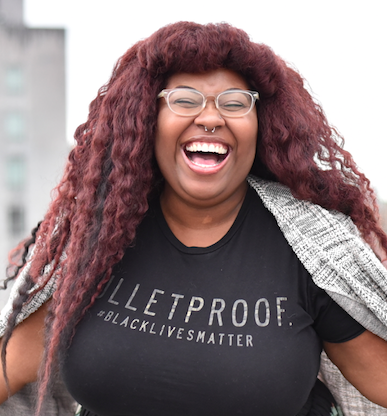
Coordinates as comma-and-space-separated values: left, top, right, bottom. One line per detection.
2, 21, 386, 413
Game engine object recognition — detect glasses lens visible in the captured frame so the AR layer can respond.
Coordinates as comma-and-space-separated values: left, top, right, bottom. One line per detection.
167, 89, 204, 116
217, 91, 253, 117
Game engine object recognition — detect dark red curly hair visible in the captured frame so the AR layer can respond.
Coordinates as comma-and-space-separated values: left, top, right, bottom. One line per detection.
2, 21, 387, 413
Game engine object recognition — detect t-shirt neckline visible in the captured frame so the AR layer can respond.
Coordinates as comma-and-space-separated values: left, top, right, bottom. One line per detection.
155, 183, 254, 255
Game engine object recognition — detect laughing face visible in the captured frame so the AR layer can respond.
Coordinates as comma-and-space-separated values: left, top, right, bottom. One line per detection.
155, 69, 258, 208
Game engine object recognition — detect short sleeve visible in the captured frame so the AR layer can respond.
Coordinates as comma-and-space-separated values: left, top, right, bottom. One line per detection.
308, 279, 366, 343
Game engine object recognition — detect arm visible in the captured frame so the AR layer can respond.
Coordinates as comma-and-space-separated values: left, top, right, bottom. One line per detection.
0, 302, 48, 404
324, 330, 387, 408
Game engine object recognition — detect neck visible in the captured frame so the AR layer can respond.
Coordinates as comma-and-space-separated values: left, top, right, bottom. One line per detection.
160, 181, 248, 247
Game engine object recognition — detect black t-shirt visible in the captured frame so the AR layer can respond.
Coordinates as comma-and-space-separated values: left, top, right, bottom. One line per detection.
62, 185, 365, 416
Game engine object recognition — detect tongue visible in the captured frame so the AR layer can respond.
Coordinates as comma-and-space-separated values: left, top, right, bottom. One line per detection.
190, 152, 220, 166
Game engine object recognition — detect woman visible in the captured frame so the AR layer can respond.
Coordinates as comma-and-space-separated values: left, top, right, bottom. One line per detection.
1, 21, 387, 416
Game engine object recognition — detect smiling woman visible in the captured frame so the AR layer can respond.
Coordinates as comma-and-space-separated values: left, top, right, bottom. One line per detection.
1, 21, 387, 416
155, 69, 258, 245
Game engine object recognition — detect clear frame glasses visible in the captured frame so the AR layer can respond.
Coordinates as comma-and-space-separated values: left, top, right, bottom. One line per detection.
158, 88, 259, 118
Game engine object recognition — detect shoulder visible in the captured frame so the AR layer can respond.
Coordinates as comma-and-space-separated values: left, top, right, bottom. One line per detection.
247, 175, 356, 232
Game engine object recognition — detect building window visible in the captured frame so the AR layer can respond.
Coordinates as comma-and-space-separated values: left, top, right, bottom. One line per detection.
7, 205, 25, 236
4, 112, 25, 141
6, 156, 26, 189
5, 66, 24, 94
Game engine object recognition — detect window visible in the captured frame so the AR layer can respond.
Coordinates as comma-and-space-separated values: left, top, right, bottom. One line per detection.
6, 156, 26, 189
7, 205, 25, 236
4, 112, 25, 141
5, 66, 24, 94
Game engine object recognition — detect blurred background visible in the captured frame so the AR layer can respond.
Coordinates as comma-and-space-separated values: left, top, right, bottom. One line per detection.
0, 0, 386, 307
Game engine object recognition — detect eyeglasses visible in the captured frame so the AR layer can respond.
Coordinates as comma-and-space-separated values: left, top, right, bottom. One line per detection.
158, 88, 259, 118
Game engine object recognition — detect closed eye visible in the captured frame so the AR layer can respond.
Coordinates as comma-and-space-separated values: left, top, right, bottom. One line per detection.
173, 98, 202, 108
220, 101, 248, 111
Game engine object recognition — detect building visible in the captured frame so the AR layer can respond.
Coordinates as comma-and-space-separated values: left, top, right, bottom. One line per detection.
0, 0, 68, 306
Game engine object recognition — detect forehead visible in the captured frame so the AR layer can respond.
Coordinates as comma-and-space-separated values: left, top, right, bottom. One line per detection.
165, 69, 250, 92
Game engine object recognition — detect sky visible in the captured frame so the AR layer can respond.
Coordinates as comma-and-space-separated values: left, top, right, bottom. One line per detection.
24, 0, 387, 200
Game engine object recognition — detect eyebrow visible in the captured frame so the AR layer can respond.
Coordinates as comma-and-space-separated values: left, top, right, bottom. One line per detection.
173, 86, 245, 92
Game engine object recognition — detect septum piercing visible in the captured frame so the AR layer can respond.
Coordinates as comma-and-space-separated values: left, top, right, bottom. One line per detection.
204, 126, 216, 133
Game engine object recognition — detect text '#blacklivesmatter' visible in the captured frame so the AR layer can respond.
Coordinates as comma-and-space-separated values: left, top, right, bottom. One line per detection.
95, 280, 293, 348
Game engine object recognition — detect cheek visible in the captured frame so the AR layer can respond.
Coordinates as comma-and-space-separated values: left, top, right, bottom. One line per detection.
236, 119, 258, 172
154, 112, 185, 172
155, 111, 173, 160
248, 116, 259, 150
154, 130, 168, 172
155, 110, 193, 156
251, 114, 259, 139
154, 116, 168, 171
234, 118, 258, 152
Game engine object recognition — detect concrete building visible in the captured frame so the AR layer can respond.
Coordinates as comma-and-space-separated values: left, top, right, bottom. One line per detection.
0, 0, 68, 306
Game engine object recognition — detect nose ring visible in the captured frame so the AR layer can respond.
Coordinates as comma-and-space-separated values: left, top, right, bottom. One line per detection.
204, 126, 216, 133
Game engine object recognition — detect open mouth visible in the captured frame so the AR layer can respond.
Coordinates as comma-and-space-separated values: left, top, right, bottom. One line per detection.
184, 142, 229, 167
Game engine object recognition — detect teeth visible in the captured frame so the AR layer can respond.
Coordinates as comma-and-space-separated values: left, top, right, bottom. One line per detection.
185, 142, 227, 155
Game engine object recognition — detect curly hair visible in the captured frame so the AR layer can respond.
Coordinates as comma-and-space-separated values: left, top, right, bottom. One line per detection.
2, 21, 387, 413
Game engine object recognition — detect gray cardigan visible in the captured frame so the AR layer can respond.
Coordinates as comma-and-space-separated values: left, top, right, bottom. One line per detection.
1, 176, 387, 415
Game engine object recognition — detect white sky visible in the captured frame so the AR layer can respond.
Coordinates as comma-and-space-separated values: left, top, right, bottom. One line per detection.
24, 0, 387, 200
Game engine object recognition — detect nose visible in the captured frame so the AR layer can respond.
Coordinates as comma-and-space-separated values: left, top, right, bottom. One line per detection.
194, 99, 225, 130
